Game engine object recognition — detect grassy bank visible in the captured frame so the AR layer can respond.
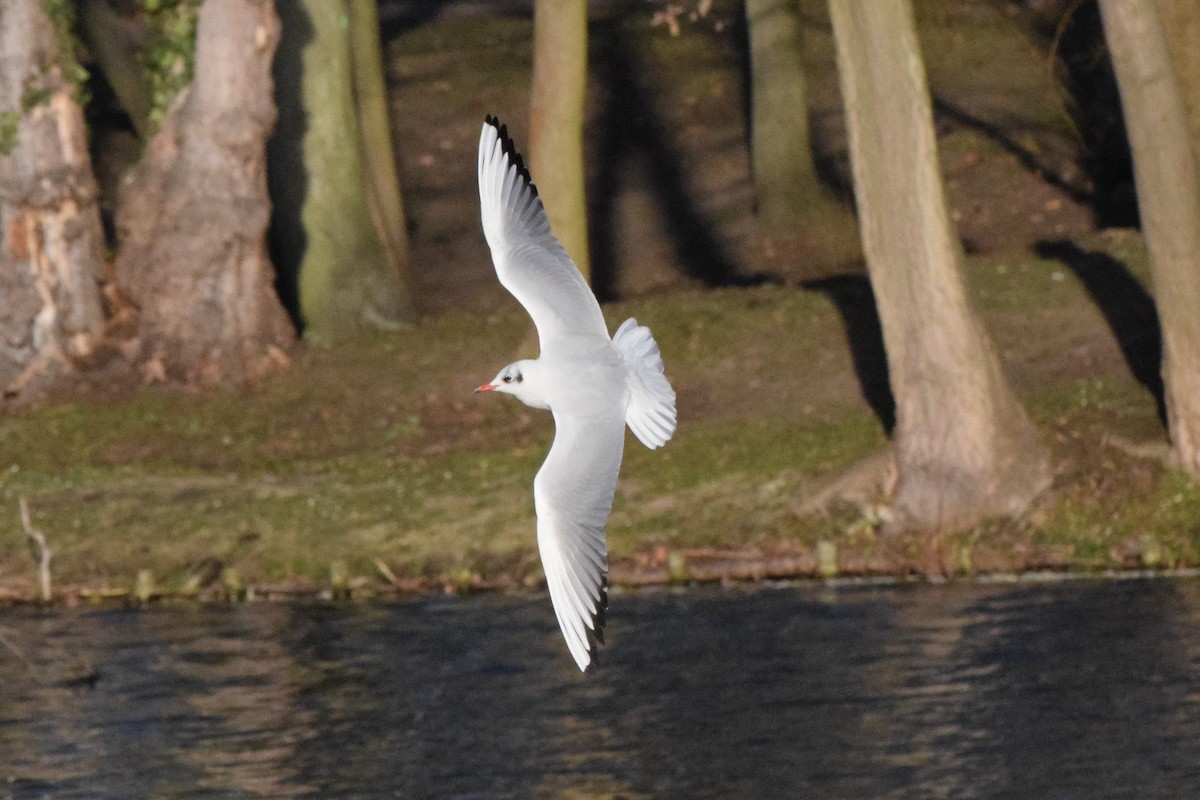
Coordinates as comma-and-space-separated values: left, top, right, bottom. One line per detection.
2, 233, 1197, 602
4, 2, 1197, 602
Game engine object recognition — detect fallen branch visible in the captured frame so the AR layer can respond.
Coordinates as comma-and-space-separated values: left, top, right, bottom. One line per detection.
374, 557, 427, 592
18, 497, 52, 602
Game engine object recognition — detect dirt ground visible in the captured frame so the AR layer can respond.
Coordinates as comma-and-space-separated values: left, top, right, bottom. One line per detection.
360, 0, 1197, 584
382, 0, 1110, 427
1, 1, 1195, 602
387, 0, 1097, 311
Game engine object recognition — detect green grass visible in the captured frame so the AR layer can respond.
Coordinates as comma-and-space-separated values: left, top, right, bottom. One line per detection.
0, 240, 1185, 597
0, 282, 887, 596
2, 2, 1193, 599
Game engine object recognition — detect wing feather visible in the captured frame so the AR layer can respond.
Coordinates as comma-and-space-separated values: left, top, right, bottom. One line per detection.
534, 409, 624, 672
478, 117, 609, 348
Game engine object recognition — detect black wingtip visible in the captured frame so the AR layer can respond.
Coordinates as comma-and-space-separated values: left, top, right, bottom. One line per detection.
580, 577, 609, 675
482, 114, 539, 198
594, 576, 609, 638
590, 576, 610, 649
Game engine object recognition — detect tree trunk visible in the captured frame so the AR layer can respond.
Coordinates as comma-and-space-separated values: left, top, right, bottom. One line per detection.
348, 0, 413, 315
0, 0, 106, 403
1100, 0, 1200, 475
829, 0, 1049, 533
1155, 0, 1200, 165
744, 0, 826, 226
269, 0, 413, 343
529, 0, 590, 279
113, 0, 293, 385
77, 0, 153, 140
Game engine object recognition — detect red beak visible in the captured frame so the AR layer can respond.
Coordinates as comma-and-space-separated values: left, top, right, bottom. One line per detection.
475, 383, 496, 393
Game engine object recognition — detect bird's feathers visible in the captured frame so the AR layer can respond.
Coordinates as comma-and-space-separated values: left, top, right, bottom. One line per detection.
477, 116, 676, 673
478, 117, 609, 348
534, 410, 624, 672
613, 318, 677, 449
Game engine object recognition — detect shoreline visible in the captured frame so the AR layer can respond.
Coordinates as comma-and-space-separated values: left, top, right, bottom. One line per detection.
4, 547, 1198, 609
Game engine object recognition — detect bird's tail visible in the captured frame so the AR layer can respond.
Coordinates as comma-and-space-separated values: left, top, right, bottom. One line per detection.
613, 318, 676, 449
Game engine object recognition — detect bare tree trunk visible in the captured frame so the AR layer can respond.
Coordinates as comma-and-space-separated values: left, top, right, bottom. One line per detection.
744, 0, 827, 225
829, 0, 1049, 533
0, 0, 105, 403
529, 0, 590, 278
113, 0, 293, 385
1100, 0, 1200, 475
1155, 0, 1200, 164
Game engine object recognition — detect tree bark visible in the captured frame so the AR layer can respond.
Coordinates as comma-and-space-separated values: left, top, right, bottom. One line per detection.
77, 0, 153, 140
1100, 0, 1200, 475
529, 0, 590, 279
0, 0, 106, 403
1155, 0, 1200, 165
829, 0, 1049, 533
113, 0, 293, 385
269, 0, 413, 343
744, 0, 828, 226
348, 0, 413, 316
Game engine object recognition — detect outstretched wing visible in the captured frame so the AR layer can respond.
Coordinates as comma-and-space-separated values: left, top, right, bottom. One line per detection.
534, 407, 626, 672
478, 117, 609, 348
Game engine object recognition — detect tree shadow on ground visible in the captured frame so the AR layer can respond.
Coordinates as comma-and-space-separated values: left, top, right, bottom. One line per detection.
588, 17, 775, 302
802, 274, 895, 433
931, 97, 1093, 207
377, 2, 455, 39
1036, 239, 1165, 424
1017, 1, 1138, 228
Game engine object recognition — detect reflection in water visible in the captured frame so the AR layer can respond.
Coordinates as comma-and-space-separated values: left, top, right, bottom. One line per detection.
1, 579, 1199, 798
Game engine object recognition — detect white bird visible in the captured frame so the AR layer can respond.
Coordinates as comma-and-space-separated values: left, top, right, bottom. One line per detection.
474, 116, 676, 672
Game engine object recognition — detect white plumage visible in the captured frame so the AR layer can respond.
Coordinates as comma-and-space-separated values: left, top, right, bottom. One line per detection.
475, 116, 677, 672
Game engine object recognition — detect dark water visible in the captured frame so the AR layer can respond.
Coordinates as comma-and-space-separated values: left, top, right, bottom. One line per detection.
2, 577, 1199, 799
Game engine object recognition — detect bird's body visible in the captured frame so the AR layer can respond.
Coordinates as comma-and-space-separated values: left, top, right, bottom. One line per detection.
475, 116, 675, 672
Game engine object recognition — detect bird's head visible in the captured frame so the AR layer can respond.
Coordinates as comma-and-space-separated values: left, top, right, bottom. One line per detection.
475, 359, 548, 409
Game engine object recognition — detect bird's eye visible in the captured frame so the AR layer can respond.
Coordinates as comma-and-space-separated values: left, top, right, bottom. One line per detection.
502, 375, 512, 383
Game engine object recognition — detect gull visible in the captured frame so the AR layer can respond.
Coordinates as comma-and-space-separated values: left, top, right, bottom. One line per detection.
474, 116, 676, 672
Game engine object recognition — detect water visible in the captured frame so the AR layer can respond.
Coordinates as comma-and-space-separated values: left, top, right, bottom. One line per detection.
2, 577, 1199, 799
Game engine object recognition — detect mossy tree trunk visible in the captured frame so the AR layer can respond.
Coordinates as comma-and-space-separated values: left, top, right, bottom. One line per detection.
269, 0, 413, 343
349, 0, 412, 305
0, 0, 106, 404
1100, 0, 1200, 476
744, 0, 829, 226
529, 0, 590, 279
829, 0, 1050, 536
113, 0, 294, 385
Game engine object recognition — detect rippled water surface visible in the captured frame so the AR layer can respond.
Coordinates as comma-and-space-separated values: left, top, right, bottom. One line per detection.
3, 577, 1200, 799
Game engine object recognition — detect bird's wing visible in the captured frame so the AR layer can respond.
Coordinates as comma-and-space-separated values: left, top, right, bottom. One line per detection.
534, 407, 626, 672
478, 117, 609, 348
